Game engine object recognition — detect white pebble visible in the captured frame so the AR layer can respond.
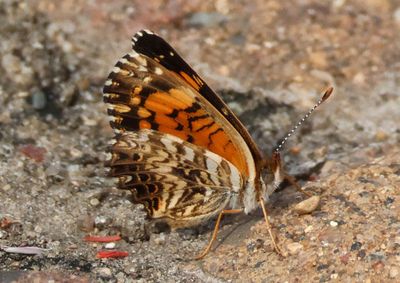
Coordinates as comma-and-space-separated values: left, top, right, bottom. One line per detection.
293, 196, 320, 214
304, 225, 313, 233
330, 221, 338, 227
286, 242, 303, 255
96, 267, 112, 277
105, 242, 116, 249
90, 198, 100, 206
390, 266, 399, 278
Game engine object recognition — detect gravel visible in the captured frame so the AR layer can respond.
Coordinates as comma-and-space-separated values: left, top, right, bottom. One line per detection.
1, 0, 399, 282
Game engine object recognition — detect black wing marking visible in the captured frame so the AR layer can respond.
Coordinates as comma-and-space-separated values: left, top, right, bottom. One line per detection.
131, 30, 264, 164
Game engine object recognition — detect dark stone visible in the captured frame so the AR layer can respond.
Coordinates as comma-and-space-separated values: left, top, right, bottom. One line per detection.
357, 250, 366, 259
351, 241, 362, 251
384, 197, 395, 206
317, 264, 329, 271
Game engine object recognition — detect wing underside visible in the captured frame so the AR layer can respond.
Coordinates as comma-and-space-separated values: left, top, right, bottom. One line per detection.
103, 31, 257, 177
108, 129, 242, 227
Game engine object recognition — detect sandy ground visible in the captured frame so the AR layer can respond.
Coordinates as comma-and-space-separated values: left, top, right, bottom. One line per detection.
1, 0, 399, 282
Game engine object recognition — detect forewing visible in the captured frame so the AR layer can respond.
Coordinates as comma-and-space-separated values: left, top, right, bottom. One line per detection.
107, 129, 242, 227
131, 30, 264, 168
103, 38, 254, 176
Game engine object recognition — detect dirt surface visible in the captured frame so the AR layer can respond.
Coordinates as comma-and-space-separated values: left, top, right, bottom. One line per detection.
1, 0, 399, 282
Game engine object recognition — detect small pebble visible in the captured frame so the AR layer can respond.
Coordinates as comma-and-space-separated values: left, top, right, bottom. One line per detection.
105, 242, 116, 249
34, 225, 42, 233
90, 198, 100, 206
304, 225, 313, 233
153, 233, 166, 245
330, 273, 338, 279
353, 72, 366, 85
389, 266, 399, 278
45, 164, 61, 176
96, 267, 112, 278
330, 221, 338, 227
293, 196, 320, 214
375, 130, 388, 141
2, 184, 11, 191
286, 242, 303, 255
350, 241, 362, 251
95, 216, 107, 225
70, 148, 83, 158
372, 261, 384, 272
77, 214, 94, 232
289, 146, 301, 155
32, 91, 47, 109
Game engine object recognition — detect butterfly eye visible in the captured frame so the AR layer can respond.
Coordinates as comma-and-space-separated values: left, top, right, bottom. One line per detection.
274, 86, 333, 153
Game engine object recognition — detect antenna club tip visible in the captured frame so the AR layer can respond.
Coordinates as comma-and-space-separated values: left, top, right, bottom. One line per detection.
322, 86, 334, 101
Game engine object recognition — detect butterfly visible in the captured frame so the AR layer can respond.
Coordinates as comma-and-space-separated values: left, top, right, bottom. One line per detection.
103, 30, 332, 259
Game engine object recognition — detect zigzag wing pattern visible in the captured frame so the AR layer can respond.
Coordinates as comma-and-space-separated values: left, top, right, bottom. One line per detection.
107, 129, 243, 227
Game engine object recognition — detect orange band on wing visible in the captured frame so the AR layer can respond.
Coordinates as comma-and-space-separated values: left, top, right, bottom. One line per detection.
139, 120, 152, 129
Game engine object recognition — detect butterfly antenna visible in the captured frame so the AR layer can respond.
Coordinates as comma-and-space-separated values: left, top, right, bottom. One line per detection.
274, 87, 333, 153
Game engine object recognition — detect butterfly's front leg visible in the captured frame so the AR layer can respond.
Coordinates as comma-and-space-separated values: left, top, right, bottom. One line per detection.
259, 198, 286, 257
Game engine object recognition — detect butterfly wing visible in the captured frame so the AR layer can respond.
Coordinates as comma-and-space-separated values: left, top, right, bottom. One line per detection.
108, 129, 242, 227
131, 30, 264, 167
103, 30, 263, 225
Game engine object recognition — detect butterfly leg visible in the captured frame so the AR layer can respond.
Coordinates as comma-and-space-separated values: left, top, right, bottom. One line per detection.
284, 173, 313, 197
259, 198, 285, 256
195, 209, 242, 260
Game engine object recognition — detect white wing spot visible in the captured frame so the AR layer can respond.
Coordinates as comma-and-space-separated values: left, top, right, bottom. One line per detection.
164, 133, 185, 144
228, 164, 241, 191
184, 147, 195, 161
136, 55, 147, 66
112, 67, 121, 73
160, 137, 177, 152
104, 79, 112, 86
206, 158, 219, 173
154, 67, 163, 75
123, 175, 132, 183
143, 76, 152, 83
138, 65, 148, 72
128, 51, 139, 58
204, 151, 222, 164
168, 191, 184, 209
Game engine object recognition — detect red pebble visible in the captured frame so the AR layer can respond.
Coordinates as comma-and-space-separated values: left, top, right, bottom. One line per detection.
96, 250, 129, 259
0, 217, 13, 229
84, 235, 121, 243
19, 144, 46, 163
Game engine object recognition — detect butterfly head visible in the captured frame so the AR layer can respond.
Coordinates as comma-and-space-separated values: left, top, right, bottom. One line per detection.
261, 151, 284, 199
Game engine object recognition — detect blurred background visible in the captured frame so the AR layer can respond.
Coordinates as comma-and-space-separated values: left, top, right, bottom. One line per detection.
1, 0, 399, 282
